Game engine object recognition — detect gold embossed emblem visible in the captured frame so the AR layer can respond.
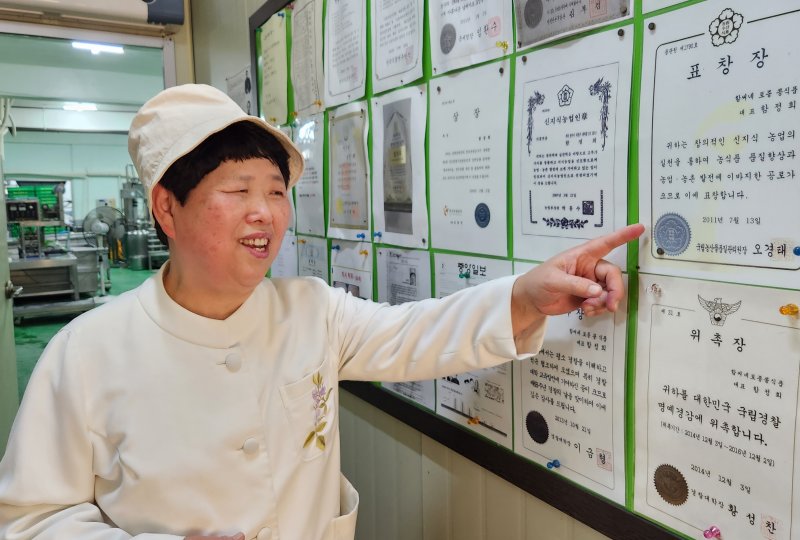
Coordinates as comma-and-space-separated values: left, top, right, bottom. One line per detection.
654, 464, 689, 506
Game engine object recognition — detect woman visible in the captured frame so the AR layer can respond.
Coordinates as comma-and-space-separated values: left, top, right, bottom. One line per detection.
0, 84, 643, 540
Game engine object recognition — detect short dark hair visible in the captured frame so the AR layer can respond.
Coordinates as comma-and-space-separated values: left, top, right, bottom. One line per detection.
152, 120, 291, 245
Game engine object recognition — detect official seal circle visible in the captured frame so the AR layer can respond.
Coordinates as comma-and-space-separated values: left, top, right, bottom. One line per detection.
474, 203, 491, 228
654, 213, 691, 256
654, 464, 689, 506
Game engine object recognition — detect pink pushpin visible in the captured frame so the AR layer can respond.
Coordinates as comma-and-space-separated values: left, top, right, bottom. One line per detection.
703, 526, 721, 539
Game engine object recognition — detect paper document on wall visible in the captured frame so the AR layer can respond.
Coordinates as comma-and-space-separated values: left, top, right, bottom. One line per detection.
429, 61, 510, 257
324, 0, 366, 107
513, 260, 627, 504
428, 0, 512, 75
382, 381, 435, 411
634, 273, 800, 540
293, 114, 325, 236
226, 66, 253, 115
297, 235, 329, 282
331, 240, 373, 300
513, 29, 631, 265
329, 102, 371, 240
270, 233, 298, 277
515, 0, 630, 49
371, 86, 428, 248
377, 247, 431, 304
291, 0, 324, 114
260, 12, 288, 124
371, 0, 423, 94
639, 0, 800, 289
378, 247, 434, 409
434, 253, 514, 448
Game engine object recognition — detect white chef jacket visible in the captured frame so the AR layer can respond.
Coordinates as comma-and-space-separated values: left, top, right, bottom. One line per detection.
0, 266, 545, 540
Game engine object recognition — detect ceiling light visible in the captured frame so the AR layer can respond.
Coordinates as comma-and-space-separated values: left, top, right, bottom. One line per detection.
72, 41, 124, 55
63, 102, 98, 112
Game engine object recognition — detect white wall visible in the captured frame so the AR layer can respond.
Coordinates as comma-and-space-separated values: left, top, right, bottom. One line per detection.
340, 391, 613, 540
190, 0, 269, 93
190, 0, 252, 92
174, 0, 195, 85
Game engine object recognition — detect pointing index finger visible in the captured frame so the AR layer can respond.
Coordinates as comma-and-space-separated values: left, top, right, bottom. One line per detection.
580, 223, 645, 259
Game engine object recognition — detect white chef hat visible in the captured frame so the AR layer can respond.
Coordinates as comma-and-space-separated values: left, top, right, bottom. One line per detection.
128, 84, 303, 206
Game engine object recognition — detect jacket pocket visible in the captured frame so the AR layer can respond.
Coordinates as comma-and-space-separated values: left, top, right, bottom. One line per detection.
325, 474, 359, 540
279, 358, 336, 461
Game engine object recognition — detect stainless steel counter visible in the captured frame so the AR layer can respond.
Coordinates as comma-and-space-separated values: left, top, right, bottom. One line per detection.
9, 254, 79, 300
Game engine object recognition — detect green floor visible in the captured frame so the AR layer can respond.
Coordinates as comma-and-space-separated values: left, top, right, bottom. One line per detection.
13, 266, 155, 398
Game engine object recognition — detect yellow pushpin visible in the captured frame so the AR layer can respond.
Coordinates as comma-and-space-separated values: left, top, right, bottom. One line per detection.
298, 239, 307, 244
779, 303, 799, 316
291, 111, 299, 118
359, 249, 369, 256
269, 116, 278, 123
314, 99, 323, 108
467, 416, 480, 425
495, 41, 509, 53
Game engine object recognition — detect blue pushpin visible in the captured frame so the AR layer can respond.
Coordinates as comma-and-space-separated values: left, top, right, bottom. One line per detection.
794, 246, 800, 256
356, 233, 366, 240
546, 459, 561, 469
373, 232, 383, 239
331, 245, 341, 251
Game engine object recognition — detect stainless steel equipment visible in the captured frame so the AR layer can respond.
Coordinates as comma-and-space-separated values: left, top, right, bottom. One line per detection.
9, 254, 79, 300
70, 245, 103, 295
6, 180, 67, 259
119, 166, 168, 269
120, 172, 149, 230
125, 229, 149, 270
4, 177, 121, 322
146, 228, 169, 269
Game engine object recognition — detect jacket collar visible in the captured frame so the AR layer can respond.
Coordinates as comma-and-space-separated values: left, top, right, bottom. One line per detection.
136, 262, 266, 349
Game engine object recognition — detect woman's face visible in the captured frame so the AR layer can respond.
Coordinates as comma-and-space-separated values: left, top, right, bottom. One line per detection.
168, 157, 291, 298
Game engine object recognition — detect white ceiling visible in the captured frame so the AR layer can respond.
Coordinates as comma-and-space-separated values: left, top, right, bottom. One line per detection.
0, 32, 162, 76
0, 31, 163, 131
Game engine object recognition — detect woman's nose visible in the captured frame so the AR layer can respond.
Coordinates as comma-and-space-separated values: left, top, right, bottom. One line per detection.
245, 193, 275, 224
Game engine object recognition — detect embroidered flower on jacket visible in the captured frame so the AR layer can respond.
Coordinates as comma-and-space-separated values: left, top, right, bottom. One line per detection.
304, 372, 333, 450
709, 8, 743, 47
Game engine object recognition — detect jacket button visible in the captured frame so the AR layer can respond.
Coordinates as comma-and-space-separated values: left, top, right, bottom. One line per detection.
225, 353, 242, 372
242, 437, 260, 455
256, 527, 272, 540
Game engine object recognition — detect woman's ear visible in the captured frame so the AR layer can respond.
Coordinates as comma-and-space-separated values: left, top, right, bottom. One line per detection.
151, 183, 177, 241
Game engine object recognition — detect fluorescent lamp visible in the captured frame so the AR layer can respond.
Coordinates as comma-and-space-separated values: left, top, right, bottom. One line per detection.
63, 102, 98, 112
72, 41, 124, 55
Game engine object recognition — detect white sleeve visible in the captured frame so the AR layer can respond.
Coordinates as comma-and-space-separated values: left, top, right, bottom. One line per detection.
330, 274, 546, 382
0, 330, 182, 540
